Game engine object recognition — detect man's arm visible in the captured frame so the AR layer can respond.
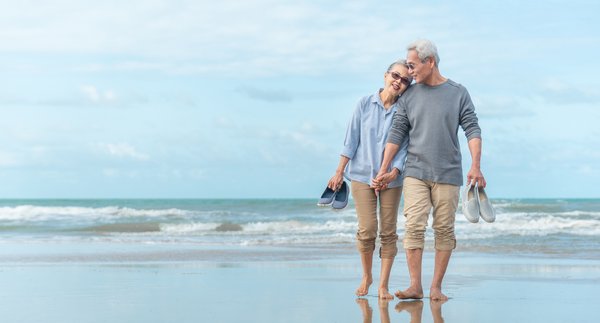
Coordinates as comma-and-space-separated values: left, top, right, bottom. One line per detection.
459, 88, 485, 187
466, 138, 486, 188
379, 142, 400, 173
372, 142, 401, 190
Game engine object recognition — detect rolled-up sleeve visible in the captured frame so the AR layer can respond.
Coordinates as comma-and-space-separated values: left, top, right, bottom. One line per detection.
391, 136, 409, 173
459, 90, 481, 140
340, 101, 362, 159
387, 99, 410, 145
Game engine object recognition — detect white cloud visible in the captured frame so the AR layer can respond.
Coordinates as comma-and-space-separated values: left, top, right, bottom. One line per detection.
0, 151, 19, 167
2, 0, 595, 80
542, 78, 569, 92
81, 85, 117, 103
104, 90, 117, 102
280, 129, 326, 152
102, 168, 141, 178
0, 1, 450, 76
236, 86, 293, 103
102, 168, 119, 177
81, 85, 100, 102
472, 94, 534, 119
537, 77, 600, 104
1, 0, 599, 198
577, 165, 598, 176
207, 115, 332, 166
258, 147, 288, 165
97, 143, 149, 161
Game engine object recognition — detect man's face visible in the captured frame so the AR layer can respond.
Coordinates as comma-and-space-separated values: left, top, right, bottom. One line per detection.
406, 50, 432, 84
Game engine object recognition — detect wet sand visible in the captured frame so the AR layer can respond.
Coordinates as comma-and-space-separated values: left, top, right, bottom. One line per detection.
0, 245, 598, 322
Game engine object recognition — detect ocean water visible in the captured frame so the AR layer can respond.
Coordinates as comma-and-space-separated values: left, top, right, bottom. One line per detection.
0, 198, 598, 260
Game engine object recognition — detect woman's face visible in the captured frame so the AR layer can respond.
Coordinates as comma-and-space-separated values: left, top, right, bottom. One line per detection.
384, 64, 412, 96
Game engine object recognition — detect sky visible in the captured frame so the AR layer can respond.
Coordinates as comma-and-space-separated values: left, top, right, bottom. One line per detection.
1, 0, 599, 199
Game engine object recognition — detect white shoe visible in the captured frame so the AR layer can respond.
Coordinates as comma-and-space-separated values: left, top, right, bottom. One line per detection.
476, 186, 496, 223
462, 183, 480, 223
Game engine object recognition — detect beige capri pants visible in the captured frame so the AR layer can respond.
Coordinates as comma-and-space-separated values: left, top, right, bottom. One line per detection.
402, 176, 460, 251
351, 180, 402, 259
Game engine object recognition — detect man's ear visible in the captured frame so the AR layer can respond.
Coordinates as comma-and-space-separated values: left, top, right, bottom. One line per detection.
426, 56, 435, 68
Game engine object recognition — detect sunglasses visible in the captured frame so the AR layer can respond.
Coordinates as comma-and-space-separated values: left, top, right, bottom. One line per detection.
407, 57, 430, 71
389, 72, 412, 85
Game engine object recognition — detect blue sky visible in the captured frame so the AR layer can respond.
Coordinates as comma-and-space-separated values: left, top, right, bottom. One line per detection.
1, 0, 599, 198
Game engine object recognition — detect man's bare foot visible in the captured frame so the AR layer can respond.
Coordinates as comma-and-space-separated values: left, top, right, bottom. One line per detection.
429, 287, 448, 301
356, 276, 373, 296
378, 287, 394, 300
394, 286, 424, 299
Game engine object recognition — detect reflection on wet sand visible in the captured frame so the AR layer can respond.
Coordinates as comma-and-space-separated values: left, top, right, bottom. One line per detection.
357, 298, 447, 323
429, 299, 446, 323
395, 300, 423, 323
356, 299, 373, 323
396, 299, 447, 323
356, 298, 391, 323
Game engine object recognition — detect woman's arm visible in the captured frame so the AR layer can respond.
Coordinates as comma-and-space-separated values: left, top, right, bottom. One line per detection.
328, 155, 350, 190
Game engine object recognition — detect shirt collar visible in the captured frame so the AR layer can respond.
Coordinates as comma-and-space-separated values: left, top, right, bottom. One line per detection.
372, 88, 399, 114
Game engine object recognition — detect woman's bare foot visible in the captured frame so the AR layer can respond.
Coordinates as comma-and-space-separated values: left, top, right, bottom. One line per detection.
378, 287, 394, 300
394, 286, 424, 299
429, 287, 448, 301
356, 275, 373, 296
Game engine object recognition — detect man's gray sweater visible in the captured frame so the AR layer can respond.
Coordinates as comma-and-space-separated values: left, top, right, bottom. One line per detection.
387, 79, 481, 186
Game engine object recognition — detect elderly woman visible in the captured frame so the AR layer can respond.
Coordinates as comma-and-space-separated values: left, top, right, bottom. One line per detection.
327, 60, 411, 299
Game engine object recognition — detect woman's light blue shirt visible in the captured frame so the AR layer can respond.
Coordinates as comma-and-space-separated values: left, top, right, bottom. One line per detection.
340, 90, 409, 188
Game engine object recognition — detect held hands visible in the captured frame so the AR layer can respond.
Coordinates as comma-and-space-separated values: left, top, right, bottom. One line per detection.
327, 172, 345, 191
371, 169, 399, 191
466, 166, 486, 188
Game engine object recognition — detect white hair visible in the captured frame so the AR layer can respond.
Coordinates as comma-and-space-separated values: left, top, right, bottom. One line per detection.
386, 59, 408, 72
407, 39, 440, 66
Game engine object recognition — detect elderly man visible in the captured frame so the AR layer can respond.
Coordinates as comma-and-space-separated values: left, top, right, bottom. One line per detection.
374, 39, 485, 301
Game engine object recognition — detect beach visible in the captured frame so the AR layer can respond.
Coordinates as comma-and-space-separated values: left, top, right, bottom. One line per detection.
1, 246, 598, 323
1, 199, 599, 322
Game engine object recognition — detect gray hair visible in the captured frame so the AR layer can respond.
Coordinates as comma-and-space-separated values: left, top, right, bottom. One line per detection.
386, 59, 408, 72
407, 39, 440, 66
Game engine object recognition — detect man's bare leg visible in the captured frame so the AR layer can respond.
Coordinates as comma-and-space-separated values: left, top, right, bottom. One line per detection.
395, 248, 424, 299
430, 249, 451, 301
378, 257, 394, 299
356, 250, 374, 296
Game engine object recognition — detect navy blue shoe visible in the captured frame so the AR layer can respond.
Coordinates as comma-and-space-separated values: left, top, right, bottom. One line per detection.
317, 185, 336, 206
332, 181, 349, 209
